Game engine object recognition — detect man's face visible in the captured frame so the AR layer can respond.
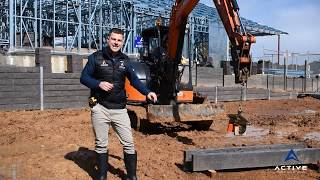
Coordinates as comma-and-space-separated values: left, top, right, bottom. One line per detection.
107, 32, 124, 53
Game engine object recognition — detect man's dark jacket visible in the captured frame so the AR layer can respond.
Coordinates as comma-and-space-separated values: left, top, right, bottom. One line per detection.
80, 47, 150, 109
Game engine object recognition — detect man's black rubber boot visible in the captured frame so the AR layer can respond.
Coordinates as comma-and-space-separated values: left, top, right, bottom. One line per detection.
124, 152, 137, 180
96, 152, 108, 180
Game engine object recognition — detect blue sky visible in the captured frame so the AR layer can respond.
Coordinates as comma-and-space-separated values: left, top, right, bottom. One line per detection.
199, 0, 320, 63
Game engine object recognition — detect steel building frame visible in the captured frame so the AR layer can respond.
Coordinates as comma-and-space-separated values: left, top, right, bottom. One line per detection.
4, 0, 134, 54
1, 0, 286, 56
1, 0, 210, 55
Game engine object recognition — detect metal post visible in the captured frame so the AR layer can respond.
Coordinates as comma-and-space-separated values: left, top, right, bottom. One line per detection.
99, 1, 103, 49
222, 70, 225, 87
14, 0, 17, 47
304, 60, 307, 92
262, 59, 265, 75
39, 0, 42, 47
271, 54, 274, 69
53, 0, 56, 49
267, 88, 271, 100
215, 86, 218, 104
244, 87, 247, 101
110, 0, 113, 27
88, 0, 91, 52
284, 50, 288, 91
190, 23, 195, 65
291, 53, 293, 70
301, 76, 304, 93
66, 1, 69, 50
262, 48, 265, 75
34, 0, 38, 47
277, 34, 280, 67
317, 77, 319, 92
78, 0, 82, 53
195, 48, 198, 86
120, 0, 123, 29
293, 77, 295, 91
241, 86, 246, 101
272, 74, 274, 90
226, 36, 229, 61
9, 0, 14, 48
317, 76, 319, 92
20, 0, 22, 47
133, 11, 137, 54
129, 4, 134, 53
40, 66, 44, 110
187, 26, 192, 89
250, 54, 253, 75
295, 55, 298, 70
266, 74, 269, 89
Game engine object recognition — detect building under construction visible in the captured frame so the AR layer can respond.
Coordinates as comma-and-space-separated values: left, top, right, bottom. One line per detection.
0, 0, 286, 67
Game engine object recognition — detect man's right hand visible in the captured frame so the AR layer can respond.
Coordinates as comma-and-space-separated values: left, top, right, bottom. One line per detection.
99, 81, 114, 92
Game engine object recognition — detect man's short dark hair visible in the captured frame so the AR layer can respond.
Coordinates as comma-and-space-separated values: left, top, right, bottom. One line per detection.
108, 28, 124, 36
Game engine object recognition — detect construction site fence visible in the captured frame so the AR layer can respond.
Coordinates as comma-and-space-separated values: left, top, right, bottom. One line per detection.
192, 67, 319, 93
0, 49, 319, 111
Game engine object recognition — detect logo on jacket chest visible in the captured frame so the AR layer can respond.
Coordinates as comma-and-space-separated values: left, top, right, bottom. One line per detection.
119, 61, 126, 69
100, 60, 109, 67
99, 60, 126, 70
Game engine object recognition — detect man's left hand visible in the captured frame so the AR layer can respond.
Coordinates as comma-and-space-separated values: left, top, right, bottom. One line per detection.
147, 92, 158, 103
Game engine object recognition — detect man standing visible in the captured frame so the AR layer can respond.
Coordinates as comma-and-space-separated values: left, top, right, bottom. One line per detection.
80, 28, 157, 180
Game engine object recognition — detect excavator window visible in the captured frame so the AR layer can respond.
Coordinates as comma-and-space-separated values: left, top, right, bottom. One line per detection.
149, 38, 159, 52
140, 38, 158, 61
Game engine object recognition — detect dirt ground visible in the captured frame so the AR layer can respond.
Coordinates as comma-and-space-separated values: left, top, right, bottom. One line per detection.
0, 97, 320, 180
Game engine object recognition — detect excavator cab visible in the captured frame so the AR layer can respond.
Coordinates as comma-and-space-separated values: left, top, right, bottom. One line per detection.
128, 25, 193, 104
140, 26, 169, 63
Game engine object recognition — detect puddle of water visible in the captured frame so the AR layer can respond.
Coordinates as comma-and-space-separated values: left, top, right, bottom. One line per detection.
303, 132, 320, 141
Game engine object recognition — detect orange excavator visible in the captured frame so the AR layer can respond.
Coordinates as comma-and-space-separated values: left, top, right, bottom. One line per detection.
125, 0, 255, 130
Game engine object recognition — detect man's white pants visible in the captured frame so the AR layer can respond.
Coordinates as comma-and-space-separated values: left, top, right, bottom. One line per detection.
91, 103, 135, 154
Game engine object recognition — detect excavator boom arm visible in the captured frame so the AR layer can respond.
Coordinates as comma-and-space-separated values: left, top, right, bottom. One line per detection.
158, 0, 200, 104
166, 0, 255, 84
212, 0, 256, 83
167, 0, 200, 61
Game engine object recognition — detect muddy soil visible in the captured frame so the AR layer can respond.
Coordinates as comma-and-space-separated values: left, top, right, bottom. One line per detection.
0, 97, 319, 180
